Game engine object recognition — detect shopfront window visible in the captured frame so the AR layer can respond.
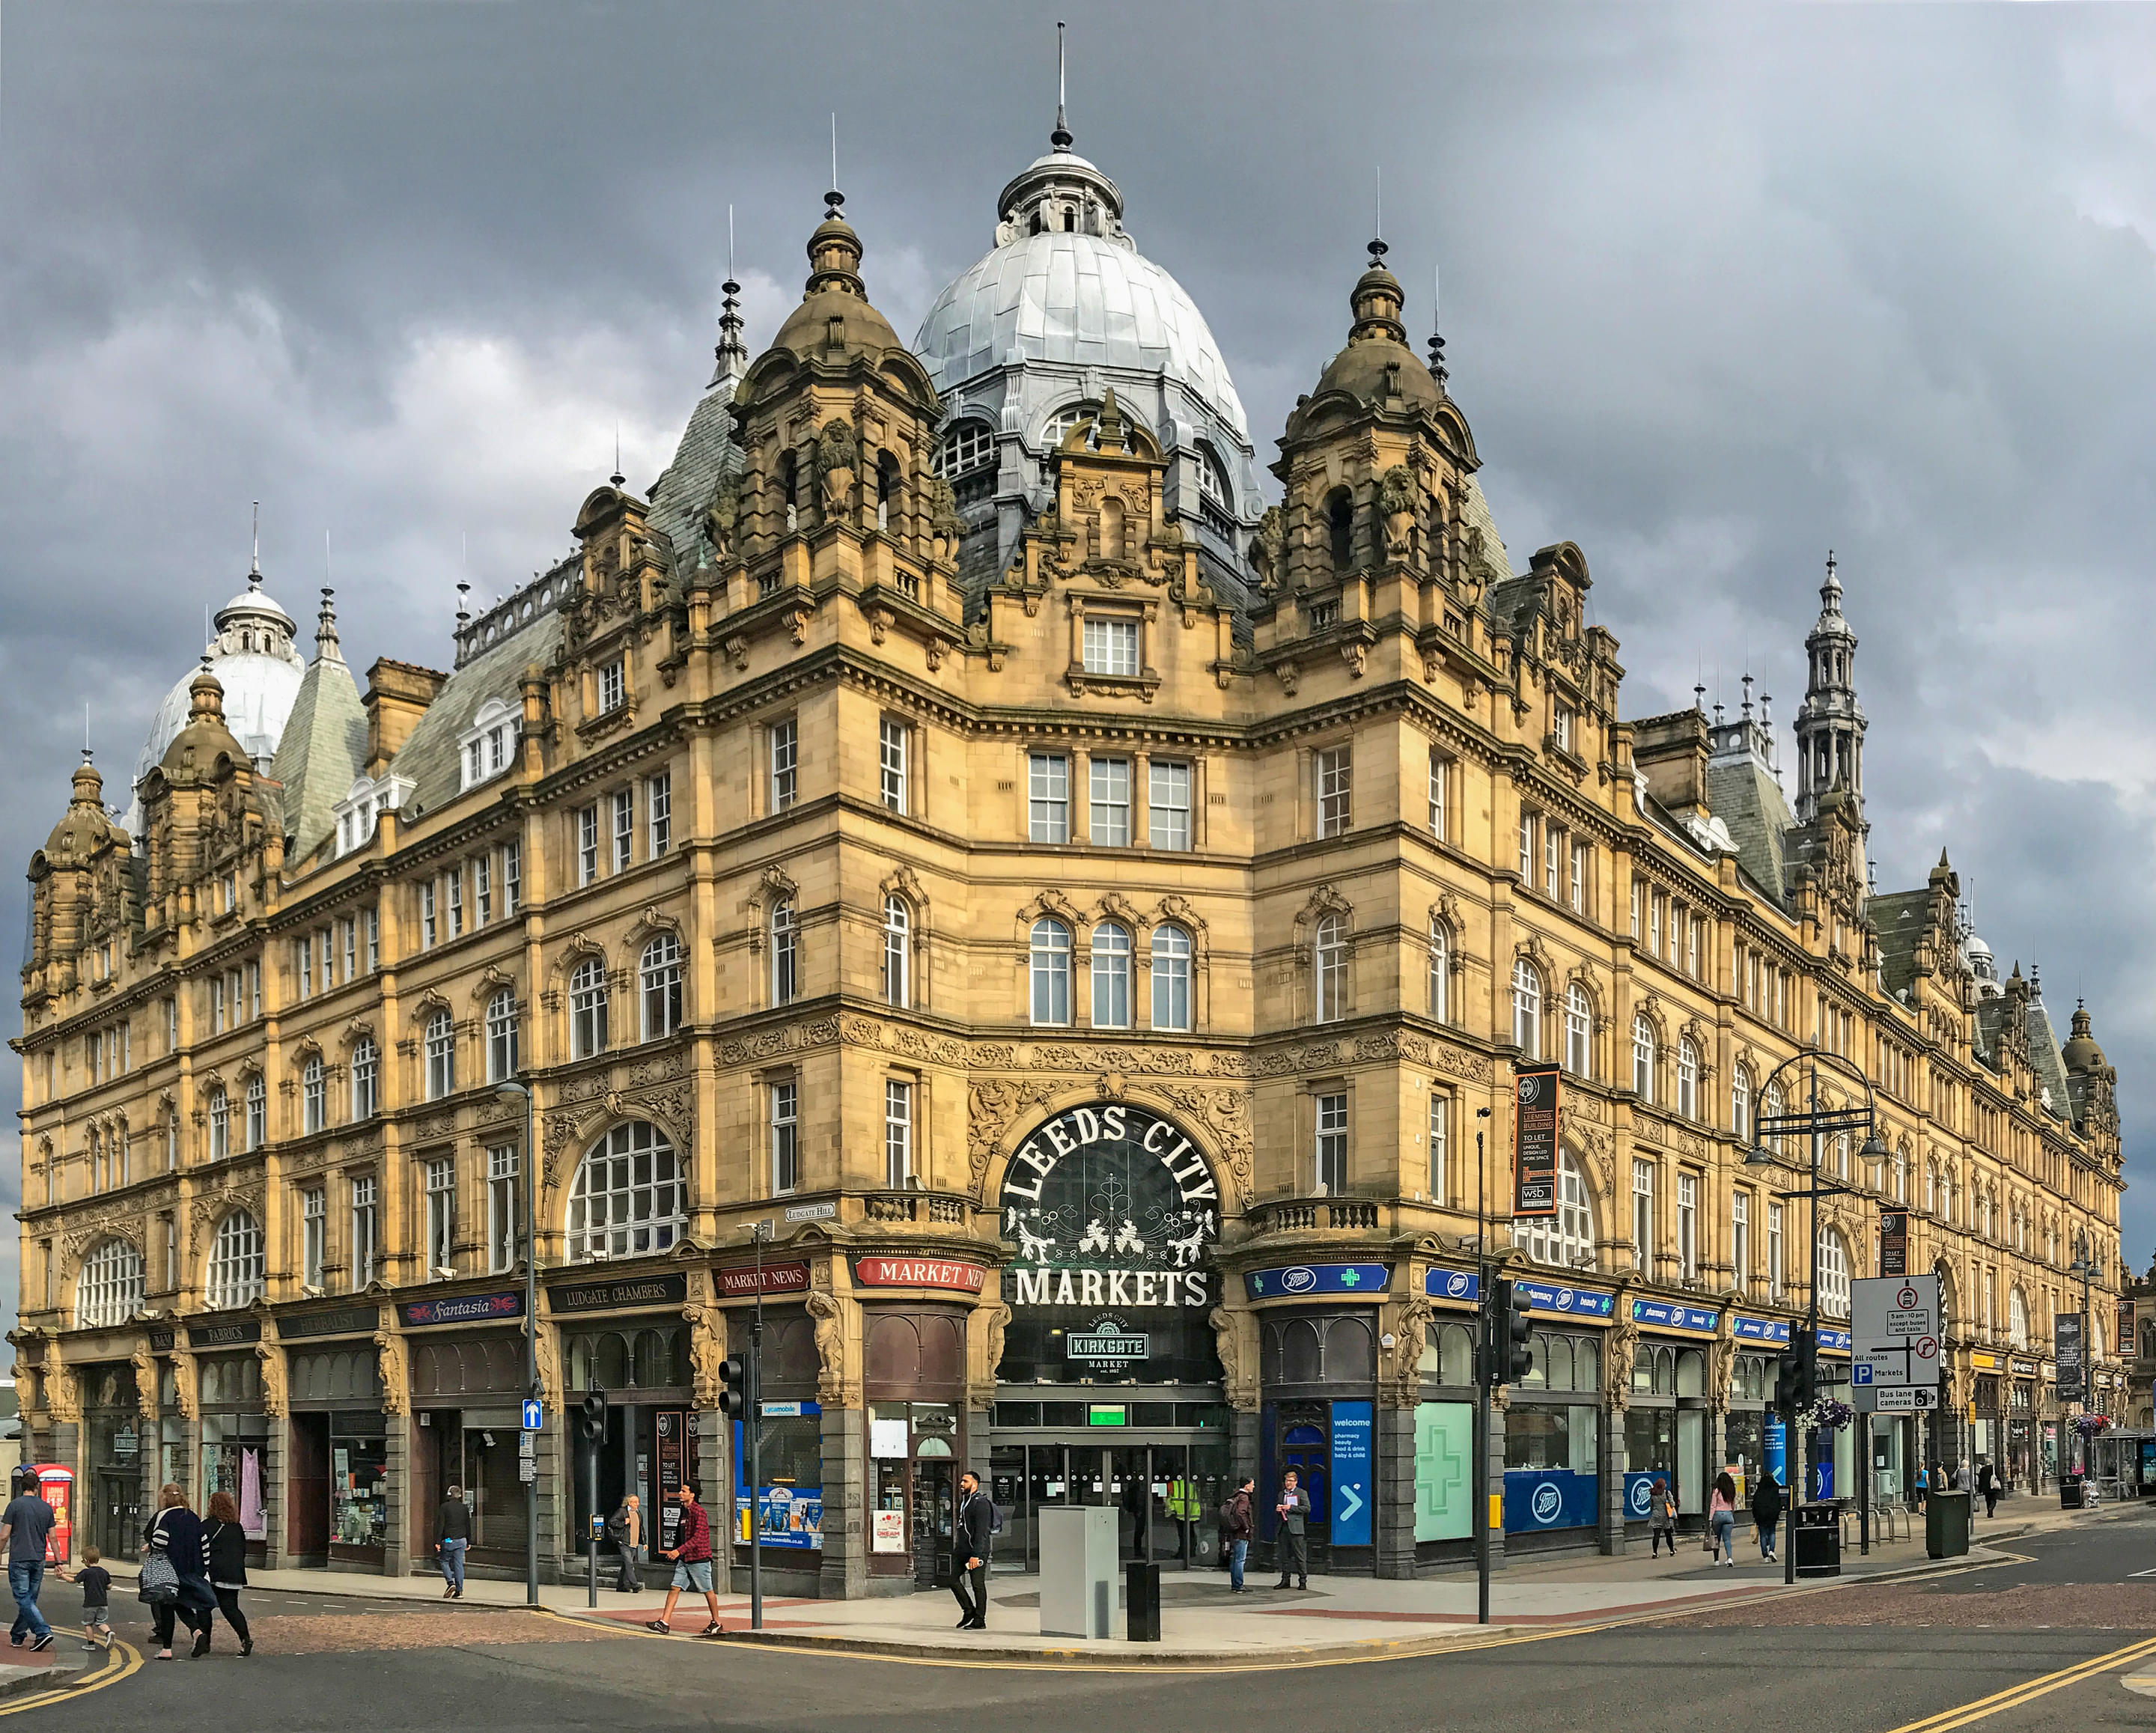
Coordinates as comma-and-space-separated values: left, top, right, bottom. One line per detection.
1503, 1326, 1602, 1535
332, 1424, 389, 1555
734, 1407, 824, 1553
198, 1353, 267, 1539
870, 1401, 962, 1587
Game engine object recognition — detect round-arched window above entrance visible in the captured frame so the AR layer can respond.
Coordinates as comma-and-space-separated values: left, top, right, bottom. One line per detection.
995, 1102, 1223, 1386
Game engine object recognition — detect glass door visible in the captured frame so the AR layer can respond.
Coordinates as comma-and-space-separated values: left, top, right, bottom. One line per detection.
1110, 1447, 1156, 1561
989, 1445, 1028, 1572
911, 1458, 955, 1589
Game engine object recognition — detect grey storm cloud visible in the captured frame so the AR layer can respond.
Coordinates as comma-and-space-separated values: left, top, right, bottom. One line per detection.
5, 1, 2156, 1330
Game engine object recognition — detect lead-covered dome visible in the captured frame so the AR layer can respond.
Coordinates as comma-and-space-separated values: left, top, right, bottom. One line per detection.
123, 564, 305, 835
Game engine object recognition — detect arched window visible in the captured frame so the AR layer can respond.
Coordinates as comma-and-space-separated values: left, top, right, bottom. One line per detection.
770, 901, 798, 1006
569, 960, 609, 1060
1314, 914, 1347, 1023
1732, 1064, 1752, 1143
1676, 1037, 1699, 1120
302, 1056, 326, 1135
244, 1073, 267, 1151
76, 1237, 144, 1329
487, 989, 520, 1082
883, 898, 910, 1009
1428, 919, 1450, 1023
1091, 922, 1132, 1029
1925, 1162, 1937, 1214
1818, 1229, 1851, 1320
351, 1037, 378, 1121
639, 935, 683, 1041
208, 1085, 230, 1161
1197, 443, 1233, 508
565, 1121, 684, 1261
1151, 925, 1192, 1032
1519, 1151, 1595, 1269
1565, 986, 1592, 1078
933, 420, 994, 479
1029, 919, 1071, 1026
1764, 1081, 1784, 1157
1042, 401, 1101, 449
425, 1008, 457, 1097
1632, 1015, 1656, 1103
1327, 487, 1353, 570
1511, 960, 1542, 1057
2009, 1288, 2029, 1349
207, 1210, 265, 1310
1892, 1143, 1907, 1204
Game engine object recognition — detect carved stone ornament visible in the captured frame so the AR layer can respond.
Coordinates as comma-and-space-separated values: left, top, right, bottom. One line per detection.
372, 1330, 408, 1417
806, 1288, 846, 1407
255, 1341, 287, 1419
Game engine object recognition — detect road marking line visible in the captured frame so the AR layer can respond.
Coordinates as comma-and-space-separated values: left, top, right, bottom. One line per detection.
1878, 1633, 2156, 1733
0, 1641, 141, 1717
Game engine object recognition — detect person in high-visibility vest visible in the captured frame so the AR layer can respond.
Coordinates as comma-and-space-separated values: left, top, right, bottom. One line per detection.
1163, 1477, 1199, 1560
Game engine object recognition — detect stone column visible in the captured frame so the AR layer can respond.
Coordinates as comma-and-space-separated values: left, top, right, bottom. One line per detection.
1374, 1402, 1418, 1578
261, 1420, 287, 1569
818, 1403, 862, 1600
383, 1411, 410, 1579
693, 1408, 723, 1586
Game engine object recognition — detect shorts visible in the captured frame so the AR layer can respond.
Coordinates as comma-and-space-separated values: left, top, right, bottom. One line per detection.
671, 1559, 713, 1595
81, 1607, 108, 1627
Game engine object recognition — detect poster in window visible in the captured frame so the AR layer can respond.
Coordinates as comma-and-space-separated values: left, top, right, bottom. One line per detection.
871, 1509, 907, 1553
1511, 1065, 1561, 1219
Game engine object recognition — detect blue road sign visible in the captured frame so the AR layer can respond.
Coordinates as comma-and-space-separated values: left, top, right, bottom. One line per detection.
522, 1398, 543, 1431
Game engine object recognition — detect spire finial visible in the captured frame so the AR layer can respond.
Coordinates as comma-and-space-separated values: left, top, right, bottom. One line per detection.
715, 204, 748, 380
1427, 261, 1448, 389
316, 583, 342, 660
1051, 20, 1072, 150
611, 420, 625, 490
455, 579, 471, 628
249, 501, 261, 586
826, 112, 843, 217
1693, 678, 1707, 715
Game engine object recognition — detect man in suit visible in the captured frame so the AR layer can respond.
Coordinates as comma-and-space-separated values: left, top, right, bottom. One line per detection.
1274, 1469, 1311, 1589
951, 1470, 996, 1630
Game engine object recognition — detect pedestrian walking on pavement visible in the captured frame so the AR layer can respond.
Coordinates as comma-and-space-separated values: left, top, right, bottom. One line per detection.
645, 1485, 723, 1638
142, 1484, 216, 1660
202, 1491, 254, 1656
1647, 1478, 1678, 1557
1221, 1478, 1254, 1593
608, 1494, 644, 1594
0, 1478, 55, 1653
1274, 1470, 1311, 1589
950, 1471, 996, 1631
1915, 1463, 1928, 1513
52, 1548, 111, 1651
437, 1483, 472, 1600
1708, 1471, 1739, 1567
1978, 1461, 1999, 1519
1750, 1471, 1784, 1562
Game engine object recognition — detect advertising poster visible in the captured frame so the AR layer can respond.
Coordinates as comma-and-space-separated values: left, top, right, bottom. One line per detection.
1511, 1065, 1562, 1217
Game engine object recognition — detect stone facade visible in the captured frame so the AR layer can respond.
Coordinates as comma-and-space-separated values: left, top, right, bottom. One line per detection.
14, 152, 2125, 1590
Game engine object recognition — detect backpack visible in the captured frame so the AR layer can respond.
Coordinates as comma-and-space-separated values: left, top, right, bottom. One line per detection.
975, 1491, 1002, 1536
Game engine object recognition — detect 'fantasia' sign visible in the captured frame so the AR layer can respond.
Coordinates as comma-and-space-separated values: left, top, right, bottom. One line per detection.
1000, 1103, 1219, 1312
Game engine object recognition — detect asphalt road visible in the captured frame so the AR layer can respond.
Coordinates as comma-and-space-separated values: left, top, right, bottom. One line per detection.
9, 1511, 2156, 1733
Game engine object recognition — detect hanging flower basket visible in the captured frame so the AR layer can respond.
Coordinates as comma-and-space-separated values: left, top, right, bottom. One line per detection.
1803, 1398, 1855, 1432
2075, 1414, 2110, 1437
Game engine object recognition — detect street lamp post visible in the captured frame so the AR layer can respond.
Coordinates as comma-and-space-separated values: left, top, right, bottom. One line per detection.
1747, 1050, 1887, 1583
1472, 1108, 1493, 1627
2069, 1234, 2098, 1478
495, 1079, 540, 1608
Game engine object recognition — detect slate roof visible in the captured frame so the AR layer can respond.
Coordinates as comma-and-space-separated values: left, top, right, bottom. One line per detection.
2025, 999, 2074, 1123
388, 611, 564, 824
1870, 888, 1933, 1000
1705, 753, 1797, 910
268, 651, 367, 862
646, 360, 746, 583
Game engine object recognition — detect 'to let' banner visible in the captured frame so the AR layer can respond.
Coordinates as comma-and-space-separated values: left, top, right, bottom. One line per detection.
1512, 1063, 1562, 1219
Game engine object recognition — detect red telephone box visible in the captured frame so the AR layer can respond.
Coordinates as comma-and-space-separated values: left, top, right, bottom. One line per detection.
25, 1466, 73, 1565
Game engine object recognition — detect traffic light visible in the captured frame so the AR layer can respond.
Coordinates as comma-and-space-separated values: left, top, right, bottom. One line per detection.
1488, 1279, 1533, 1386
717, 1356, 750, 1420
1775, 1329, 1818, 1412
579, 1385, 608, 1445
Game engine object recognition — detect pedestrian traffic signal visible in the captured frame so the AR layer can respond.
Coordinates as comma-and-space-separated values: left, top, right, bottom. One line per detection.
579, 1386, 608, 1445
717, 1355, 750, 1419
1775, 1329, 1817, 1412
1491, 1279, 1534, 1386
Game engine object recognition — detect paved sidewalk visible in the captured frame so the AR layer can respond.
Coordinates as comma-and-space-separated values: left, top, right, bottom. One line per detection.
100, 1492, 2140, 1666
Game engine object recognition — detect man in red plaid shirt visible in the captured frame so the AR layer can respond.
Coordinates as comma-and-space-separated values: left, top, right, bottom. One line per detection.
645, 1484, 723, 1636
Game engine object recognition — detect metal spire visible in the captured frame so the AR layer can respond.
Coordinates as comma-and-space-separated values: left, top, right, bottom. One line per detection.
249, 501, 262, 587
826, 113, 843, 217
610, 420, 625, 490
1051, 21, 1072, 150
1428, 261, 1448, 389
715, 203, 747, 379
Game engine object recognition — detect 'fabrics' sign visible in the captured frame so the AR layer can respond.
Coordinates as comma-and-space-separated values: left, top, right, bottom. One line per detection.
852, 1257, 987, 1294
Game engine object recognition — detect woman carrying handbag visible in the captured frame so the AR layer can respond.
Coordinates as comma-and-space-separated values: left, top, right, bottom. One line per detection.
141, 1484, 216, 1660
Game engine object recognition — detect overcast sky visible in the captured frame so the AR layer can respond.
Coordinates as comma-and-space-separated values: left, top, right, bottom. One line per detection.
4, 2, 2154, 1338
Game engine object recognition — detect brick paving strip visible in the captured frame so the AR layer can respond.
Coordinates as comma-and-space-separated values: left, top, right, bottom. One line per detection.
221, 1612, 630, 1654
1654, 1583, 2156, 1630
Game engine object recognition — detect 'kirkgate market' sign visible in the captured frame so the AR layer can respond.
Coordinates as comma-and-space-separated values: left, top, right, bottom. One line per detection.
1000, 1103, 1221, 1312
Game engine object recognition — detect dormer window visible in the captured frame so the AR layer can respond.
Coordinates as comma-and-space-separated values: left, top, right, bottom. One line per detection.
332, 773, 413, 859
597, 657, 626, 716
933, 421, 994, 479
457, 698, 520, 794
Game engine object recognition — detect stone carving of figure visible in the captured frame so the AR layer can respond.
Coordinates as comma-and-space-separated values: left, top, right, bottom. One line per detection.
1251, 505, 1283, 594
806, 1289, 845, 1405
815, 420, 859, 520
1208, 1307, 1245, 1404
130, 1341, 158, 1422
684, 1304, 726, 1409
372, 1330, 408, 1418
255, 1341, 287, 1419
978, 1302, 1011, 1382
702, 469, 743, 563
1377, 466, 1417, 560
925, 475, 962, 564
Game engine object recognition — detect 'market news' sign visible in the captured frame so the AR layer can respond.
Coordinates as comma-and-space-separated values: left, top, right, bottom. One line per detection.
1512, 1065, 1562, 1218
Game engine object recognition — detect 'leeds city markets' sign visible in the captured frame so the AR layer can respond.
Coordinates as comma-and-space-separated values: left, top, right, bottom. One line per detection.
1000, 1103, 1220, 1311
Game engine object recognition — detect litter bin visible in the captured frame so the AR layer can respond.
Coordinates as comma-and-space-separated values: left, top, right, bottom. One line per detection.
2060, 1474, 2086, 1510
1925, 1489, 1970, 1559
1793, 1503, 1840, 1578
1125, 1560, 1161, 1642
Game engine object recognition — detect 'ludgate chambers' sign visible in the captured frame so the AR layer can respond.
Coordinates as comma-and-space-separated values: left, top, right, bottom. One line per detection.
999, 1103, 1219, 1311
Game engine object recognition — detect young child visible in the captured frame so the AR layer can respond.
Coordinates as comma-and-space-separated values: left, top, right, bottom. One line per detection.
55, 1548, 112, 1650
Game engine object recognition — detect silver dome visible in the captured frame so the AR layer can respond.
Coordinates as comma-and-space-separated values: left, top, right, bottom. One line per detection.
915, 229, 1249, 442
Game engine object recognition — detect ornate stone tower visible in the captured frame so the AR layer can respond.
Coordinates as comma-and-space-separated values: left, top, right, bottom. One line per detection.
1793, 551, 1867, 824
